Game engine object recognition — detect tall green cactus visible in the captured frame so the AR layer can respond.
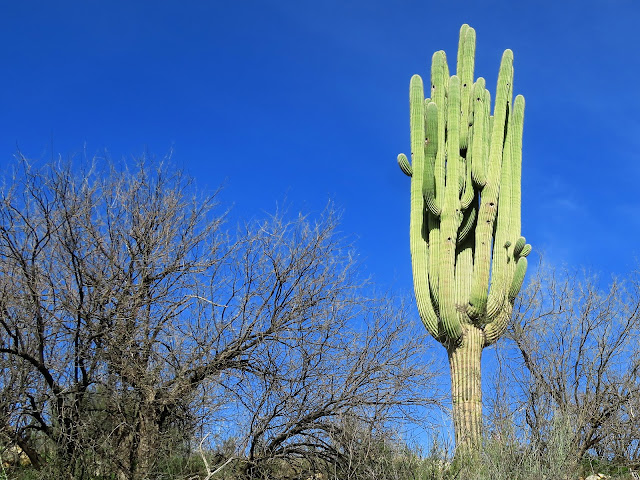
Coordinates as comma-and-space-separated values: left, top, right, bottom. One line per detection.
397, 24, 531, 452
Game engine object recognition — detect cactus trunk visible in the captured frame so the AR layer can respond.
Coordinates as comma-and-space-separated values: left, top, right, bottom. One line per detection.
448, 326, 483, 452
397, 25, 531, 453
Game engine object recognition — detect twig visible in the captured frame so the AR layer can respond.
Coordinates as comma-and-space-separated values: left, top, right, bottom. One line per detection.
197, 434, 235, 480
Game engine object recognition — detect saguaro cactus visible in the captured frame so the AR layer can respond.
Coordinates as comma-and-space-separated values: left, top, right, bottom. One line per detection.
397, 24, 531, 452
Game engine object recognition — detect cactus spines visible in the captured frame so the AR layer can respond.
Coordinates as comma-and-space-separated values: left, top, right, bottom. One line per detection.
397, 24, 530, 453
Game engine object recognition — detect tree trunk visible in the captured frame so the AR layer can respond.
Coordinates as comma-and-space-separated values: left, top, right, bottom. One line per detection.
132, 405, 159, 480
448, 325, 484, 453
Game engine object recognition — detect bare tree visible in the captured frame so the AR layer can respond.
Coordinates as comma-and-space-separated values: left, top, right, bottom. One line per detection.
0, 156, 227, 477
0, 156, 443, 479
489, 263, 640, 468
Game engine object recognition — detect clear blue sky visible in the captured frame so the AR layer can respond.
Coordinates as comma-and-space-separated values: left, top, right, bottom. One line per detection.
2, 0, 639, 298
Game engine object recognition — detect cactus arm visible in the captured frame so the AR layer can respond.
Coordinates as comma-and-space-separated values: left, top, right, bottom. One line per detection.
456, 24, 470, 77
457, 24, 476, 151
428, 215, 441, 314
470, 79, 488, 187
486, 98, 514, 321
455, 233, 474, 328
460, 148, 475, 211
397, 153, 413, 177
504, 95, 526, 291
422, 101, 440, 215
483, 304, 513, 347
427, 52, 449, 314
508, 256, 528, 302
423, 101, 443, 311
457, 196, 478, 243
459, 82, 475, 210
513, 236, 526, 257
431, 51, 449, 216
509, 95, 525, 239
489, 51, 514, 177
408, 75, 439, 338
438, 75, 463, 342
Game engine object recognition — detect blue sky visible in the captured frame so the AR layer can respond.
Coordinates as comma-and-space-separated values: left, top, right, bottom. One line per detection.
2, 0, 640, 299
